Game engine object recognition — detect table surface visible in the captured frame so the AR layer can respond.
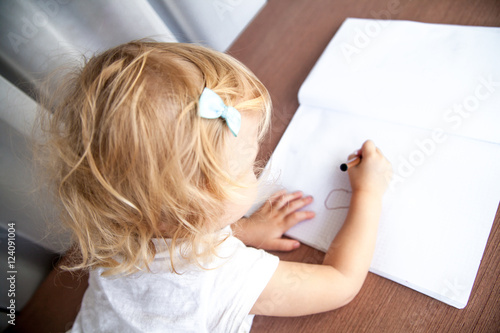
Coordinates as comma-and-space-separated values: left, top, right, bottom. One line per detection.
227, 0, 500, 332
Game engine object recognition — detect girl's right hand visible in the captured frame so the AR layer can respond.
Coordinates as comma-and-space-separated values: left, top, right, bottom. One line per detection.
347, 140, 392, 198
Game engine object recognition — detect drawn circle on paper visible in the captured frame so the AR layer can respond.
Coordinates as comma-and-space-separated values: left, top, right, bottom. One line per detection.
324, 188, 352, 210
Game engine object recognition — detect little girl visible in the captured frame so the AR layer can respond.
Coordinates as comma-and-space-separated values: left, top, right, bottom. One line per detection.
39, 41, 391, 332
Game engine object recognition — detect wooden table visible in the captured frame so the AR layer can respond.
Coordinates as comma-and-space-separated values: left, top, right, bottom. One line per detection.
228, 0, 500, 332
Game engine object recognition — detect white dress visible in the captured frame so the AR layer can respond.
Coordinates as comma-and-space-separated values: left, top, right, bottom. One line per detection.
70, 227, 279, 333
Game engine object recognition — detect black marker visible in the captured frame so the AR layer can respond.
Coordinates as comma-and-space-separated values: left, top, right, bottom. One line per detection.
340, 156, 361, 172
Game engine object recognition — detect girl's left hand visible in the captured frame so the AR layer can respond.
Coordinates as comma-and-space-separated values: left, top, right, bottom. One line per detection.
233, 190, 315, 251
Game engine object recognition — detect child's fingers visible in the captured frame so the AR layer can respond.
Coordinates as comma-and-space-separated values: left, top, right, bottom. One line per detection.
284, 210, 315, 229
347, 148, 362, 161
273, 191, 304, 210
269, 189, 287, 201
351, 140, 385, 166
281, 195, 314, 215
262, 190, 288, 212
347, 153, 358, 161
264, 238, 301, 252
360, 140, 377, 156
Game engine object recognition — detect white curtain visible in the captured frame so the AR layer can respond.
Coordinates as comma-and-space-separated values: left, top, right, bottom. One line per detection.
0, 0, 177, 254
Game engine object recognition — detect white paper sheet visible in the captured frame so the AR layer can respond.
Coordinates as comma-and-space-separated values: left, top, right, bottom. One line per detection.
255, 19, 500, 309
259, 105, 500, 308
299, 18, 500, 144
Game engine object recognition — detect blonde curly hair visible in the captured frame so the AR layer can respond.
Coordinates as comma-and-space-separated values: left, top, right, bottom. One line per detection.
37, 41, 271, 276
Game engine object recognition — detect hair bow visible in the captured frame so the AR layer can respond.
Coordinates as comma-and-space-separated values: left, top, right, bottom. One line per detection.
198, 88, 241, 137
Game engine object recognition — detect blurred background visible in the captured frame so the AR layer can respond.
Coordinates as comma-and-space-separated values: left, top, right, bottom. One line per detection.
0, 0, 266, 328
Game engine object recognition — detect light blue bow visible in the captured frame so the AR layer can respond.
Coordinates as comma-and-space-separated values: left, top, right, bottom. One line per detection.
198, 88, 241, 137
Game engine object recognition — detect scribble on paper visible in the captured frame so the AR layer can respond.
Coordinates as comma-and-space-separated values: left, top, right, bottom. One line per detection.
324, 188, 352, 210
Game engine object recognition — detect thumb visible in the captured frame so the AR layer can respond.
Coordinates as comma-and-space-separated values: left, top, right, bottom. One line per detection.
361, 140, 376, 157
263, 238, 301, 252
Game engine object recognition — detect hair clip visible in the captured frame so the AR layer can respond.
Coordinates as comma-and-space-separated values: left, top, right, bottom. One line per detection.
198, 88, 241, 137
